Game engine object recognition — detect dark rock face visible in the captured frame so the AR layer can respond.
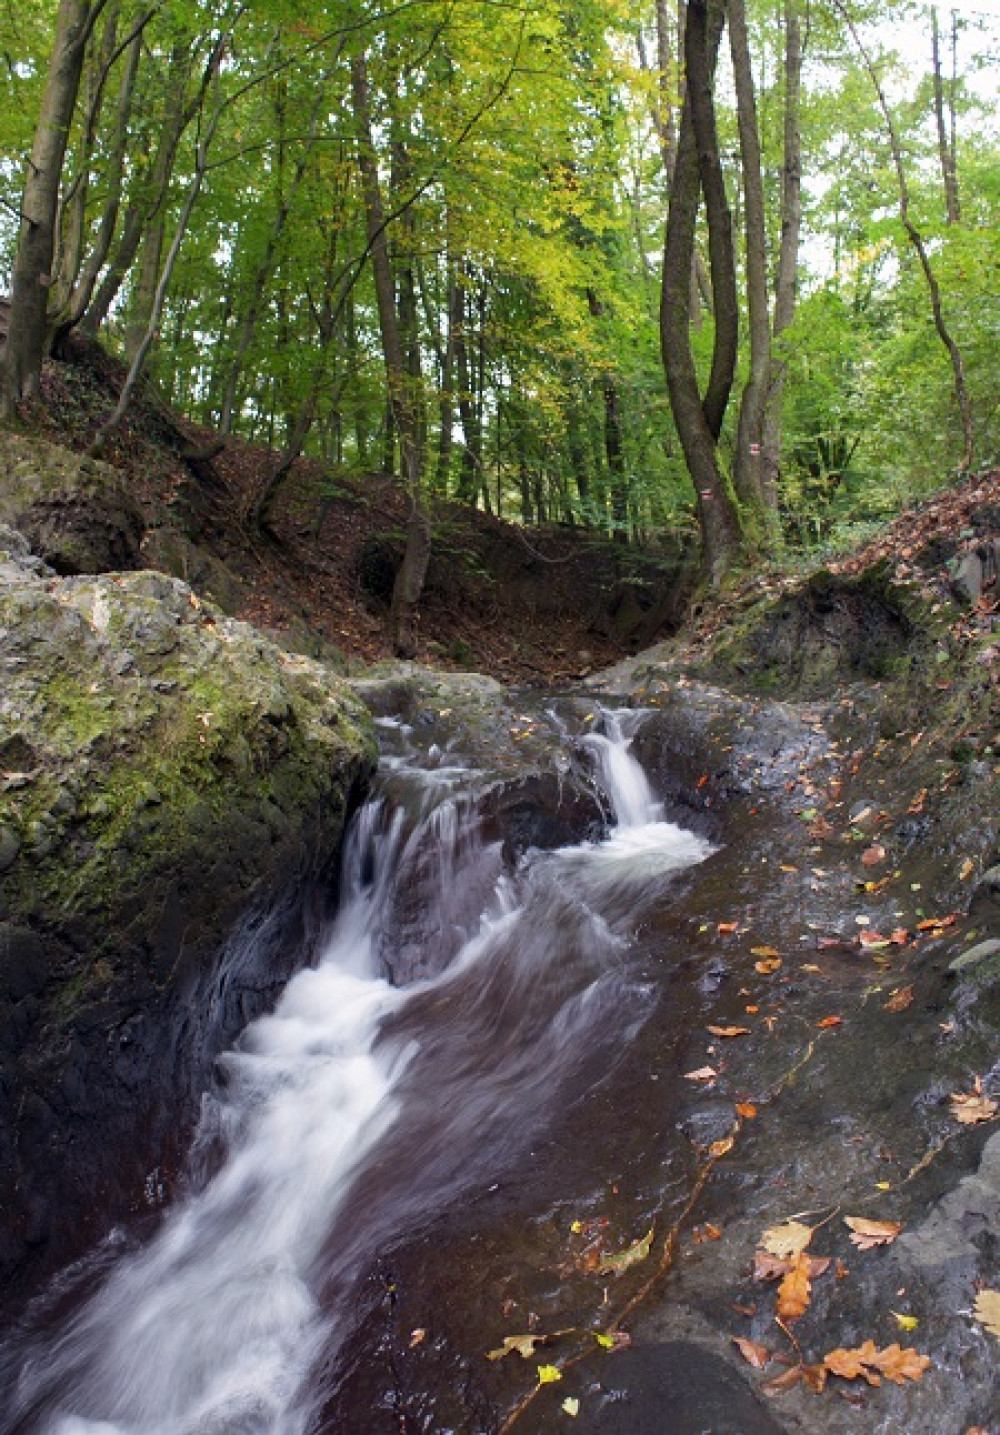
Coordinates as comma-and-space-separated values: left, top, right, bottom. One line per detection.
0, 542, 376, 1304
0, 433, 144, 573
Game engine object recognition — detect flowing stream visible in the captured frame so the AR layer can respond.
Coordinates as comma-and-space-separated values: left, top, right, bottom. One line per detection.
4, 709, 714, 1435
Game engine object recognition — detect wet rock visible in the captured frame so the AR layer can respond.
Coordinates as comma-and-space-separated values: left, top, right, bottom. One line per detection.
0, 824, 19, 872
899, 1132, 1000, 1269
563, 1341, 784, 1435
950, 551, 984, 605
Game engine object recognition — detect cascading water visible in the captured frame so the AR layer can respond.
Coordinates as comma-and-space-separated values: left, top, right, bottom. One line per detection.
1, 710, 714, 1435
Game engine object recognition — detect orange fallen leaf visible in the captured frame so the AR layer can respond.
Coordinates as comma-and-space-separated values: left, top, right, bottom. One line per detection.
717, 921, 738, 934
861, 844, 886, 867
736, 1100, 758, 1119
816, 1015, 843, 1029
750, 945, 780, 959
824, 1340, 930, 1386
859, 929, 890, 949
755, 958, 782, 975
889, 928, 910, 946
844, 1216, 903, 1249
884, 985, 914, 1012
732, 1336, 770, 1369
707, 1024, 751, 1038
777, 1252, 813, 1320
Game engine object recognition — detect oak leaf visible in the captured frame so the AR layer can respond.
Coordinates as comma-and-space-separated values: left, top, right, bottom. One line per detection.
823, 1341, 930, 1386
776, 1252, 813, 1320
843, 1216, 903, 1249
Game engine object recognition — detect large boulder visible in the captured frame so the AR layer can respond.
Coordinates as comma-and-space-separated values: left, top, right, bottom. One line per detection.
0, 431, 144, 573
0, 535, 376, 1299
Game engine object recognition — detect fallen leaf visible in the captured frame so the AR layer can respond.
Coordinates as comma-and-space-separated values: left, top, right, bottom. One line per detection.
777, 1252, 813, 1320
592, 1329, 631, 1351
683, 1066, 717, 1083
755, 958, 782, 975
884, 985, 914, 1012
862, 844, 887, 867
823, 1340, 930, 1386
817, 1015, 843, 1029
708, 1136, 735, 1159
717, 922, 739, 934
889, 927, 910, 945
844, 1216, 902, 1249
707, 1025, 751, 1038
959, 858, 975, 881
409, 1328, 427, 1348
537, 1364, 562, 1384
859, 930, 890, 950
760, 1363, 807, 1395
750, 945, 780, 959
597, 1227, 654, 1276
760, 1218, 815, 1259
736, 1101, 758, 1119
801, 1363, 829, 1393
561, 1396, 580, 1417
972, 1288, 1000, 1338
891, 1310, 919, 1332
951, 1081, 998, 1125
732, 1336, 770, 1369
488, 1334, 547, 1361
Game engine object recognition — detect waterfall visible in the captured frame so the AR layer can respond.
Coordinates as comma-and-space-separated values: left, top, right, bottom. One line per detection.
2, 711, 714, 1435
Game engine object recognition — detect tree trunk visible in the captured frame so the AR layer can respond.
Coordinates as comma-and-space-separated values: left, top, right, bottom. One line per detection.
350, 48, 430, 659
761, 0, 802, 509
729, 0, 773, 524
931, 8, 960, 223
660, 0, 741, 586
1, 0, 107, 418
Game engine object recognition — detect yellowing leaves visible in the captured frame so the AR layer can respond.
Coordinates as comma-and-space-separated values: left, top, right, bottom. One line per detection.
536, 1363, 562, 1385
760, 1219, 816, 1259
597, 1226, 654, 1276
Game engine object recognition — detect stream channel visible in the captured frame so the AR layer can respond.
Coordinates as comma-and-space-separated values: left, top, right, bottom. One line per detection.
2, 703, 736, 1434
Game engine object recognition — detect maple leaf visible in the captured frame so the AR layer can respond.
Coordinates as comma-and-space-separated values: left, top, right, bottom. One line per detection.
597, 1227, 654, 1276
760, 1218, 815, 1259
732, 1336, 770, 1369
972, 1288, 1000, 1339
707, 1025, 751, 1038
844, 1216, 903, 1249
950, 1079, 998, 1125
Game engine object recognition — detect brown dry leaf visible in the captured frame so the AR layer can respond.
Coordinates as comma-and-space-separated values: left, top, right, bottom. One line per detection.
755, 958, 782, 975
776, 1253, 813, 1320
801, 1363, 829, 1394
753, 1250, 791, 1282
409, 1328, 427, 1348
732, 1336, 770, 1369
823, 1341, 930, 1386
708, 1135, 735, 1159
750, 945, 780, 959
736, 1101, 758, 1119
487, 1333, 547, 1361
707, 1025, 751, 1039
884, 985, 914, 1012
717, 921, 739, 934
760, 1363, 807, 1396
859, 929, 890, 950
817, 1015, 843, 1029
971, 1288, 1000, 1338
760, 1218, 815, 1259
683, 1065, 718, 1083
597, 1226, 654, 1277
959, 857, 975, 881
951, 1081, 999, 1126
889, 928, 910, 946
844, 1216, 903, 1250
861, 844, 887, 867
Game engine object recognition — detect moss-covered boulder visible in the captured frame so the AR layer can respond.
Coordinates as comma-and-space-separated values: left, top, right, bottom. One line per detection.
0, 431, 144, 573
0, 544, 376, 1298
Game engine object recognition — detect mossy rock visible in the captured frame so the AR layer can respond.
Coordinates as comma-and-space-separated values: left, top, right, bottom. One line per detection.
0, 563, 376, 1299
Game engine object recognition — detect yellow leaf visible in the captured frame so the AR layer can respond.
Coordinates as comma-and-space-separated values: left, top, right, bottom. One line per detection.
570, 1220, 583, 1234
751, 945, 780, 958
561, 1396, 580, 1417
891, 1310, 919, 1332
593, 1331, 615, 1349
972, 1288, 1000, 1338
597, 1227, 654, 1276
761, 1219, 814, 1259
537, 1364, 562, 1385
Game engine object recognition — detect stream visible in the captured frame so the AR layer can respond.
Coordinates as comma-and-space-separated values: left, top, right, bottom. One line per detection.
2, 708, 716, 1434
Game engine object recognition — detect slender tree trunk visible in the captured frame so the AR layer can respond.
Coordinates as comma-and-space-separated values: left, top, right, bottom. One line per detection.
761, 0, 802, 509
350, 48, 430, 659
931, 8, 960, 223
660, 0, 742, 585
1, 0, 109, 418
729, 0, 772, 522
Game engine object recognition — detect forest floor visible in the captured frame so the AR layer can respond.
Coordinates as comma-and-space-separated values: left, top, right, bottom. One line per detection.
22, 330, 1000, 687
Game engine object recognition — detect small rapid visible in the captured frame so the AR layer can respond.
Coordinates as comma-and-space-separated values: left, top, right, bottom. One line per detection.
2, 709, 714, 1435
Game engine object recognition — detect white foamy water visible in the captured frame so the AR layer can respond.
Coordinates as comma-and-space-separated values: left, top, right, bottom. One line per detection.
4, 712, 714, 1434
